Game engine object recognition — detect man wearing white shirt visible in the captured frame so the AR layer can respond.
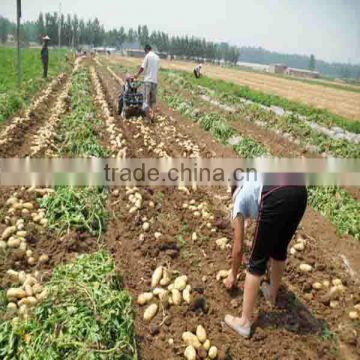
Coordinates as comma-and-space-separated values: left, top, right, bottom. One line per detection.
134, 44, 160, 121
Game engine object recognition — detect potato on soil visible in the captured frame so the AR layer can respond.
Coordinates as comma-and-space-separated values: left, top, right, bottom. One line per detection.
143, 303, 158, 321
349, 311, 358, 320
208, 346, 218, 359
174, 275, 188, 290
7, 302, 17, 312
183, 287, 191, 304
137, 292, 154, 305
39, 254, 49, 263
203, 339, 211, 351
299, 264, 312, 272
216, 270, 230, 281
2, 226, 16, 240
151, 266, 163, 288
196, 325, 207, 343
171, 289, 182, 305
7, 288, 26, 300
182, 331, 201, 349
160, 268, 171, 286
184, 345, 196, 360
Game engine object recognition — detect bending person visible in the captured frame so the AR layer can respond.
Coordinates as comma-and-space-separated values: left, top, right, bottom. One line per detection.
224, 178, 307, 338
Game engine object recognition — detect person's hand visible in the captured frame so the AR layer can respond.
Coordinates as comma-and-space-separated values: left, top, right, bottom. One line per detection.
223, 270, 237, 289
133, 74, 138, 79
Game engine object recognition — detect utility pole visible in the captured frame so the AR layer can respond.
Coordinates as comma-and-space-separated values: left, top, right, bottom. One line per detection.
58, 2, 62, 48
16, 0, 22, 88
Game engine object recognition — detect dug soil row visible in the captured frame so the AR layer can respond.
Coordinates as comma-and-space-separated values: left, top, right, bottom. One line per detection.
95, 61, 360, 359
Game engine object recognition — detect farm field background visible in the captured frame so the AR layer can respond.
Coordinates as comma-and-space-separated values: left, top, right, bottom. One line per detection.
0, 53, 359, 360
0, 47, 69, 122
114, 56, 360, 122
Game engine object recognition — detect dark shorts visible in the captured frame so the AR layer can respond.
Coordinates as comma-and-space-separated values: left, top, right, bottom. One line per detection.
248, 186, 308, 276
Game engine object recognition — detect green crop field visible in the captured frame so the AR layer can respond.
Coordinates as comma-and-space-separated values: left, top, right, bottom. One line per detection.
0, 47, 69, 122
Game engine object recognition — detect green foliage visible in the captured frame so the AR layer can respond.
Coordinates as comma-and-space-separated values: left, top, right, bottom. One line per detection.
0, 47, 68, 122
58, 69, 109, 157
0, 252, 138, 360
233, 138, 267, 157
175, 70, 360, 134
308, 187, 360, 240
39, 186, 108, 237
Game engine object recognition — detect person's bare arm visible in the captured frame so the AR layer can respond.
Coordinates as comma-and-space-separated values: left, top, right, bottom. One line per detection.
224, 214, 245, 289
134, 67, 144, 78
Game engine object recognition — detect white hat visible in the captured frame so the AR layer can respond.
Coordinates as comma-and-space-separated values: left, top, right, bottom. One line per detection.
43, 35, 50, 41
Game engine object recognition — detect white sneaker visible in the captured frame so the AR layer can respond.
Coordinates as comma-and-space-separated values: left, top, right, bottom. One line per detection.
224, 314, 251, 338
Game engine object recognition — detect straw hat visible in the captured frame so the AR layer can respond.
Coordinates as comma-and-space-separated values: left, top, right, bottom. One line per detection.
43, 35, 50, 41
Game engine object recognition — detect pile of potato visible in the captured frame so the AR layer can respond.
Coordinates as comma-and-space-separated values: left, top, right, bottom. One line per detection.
0, 74, 65, 147
126, 187, 144, 214
1, 192, 50, 265
138, 266, 192, 322
182, 325, 218, 360
90, 66, 127, 158
136, 121, 169, 157
290, 233, 307, 255
5, 269, 47, 319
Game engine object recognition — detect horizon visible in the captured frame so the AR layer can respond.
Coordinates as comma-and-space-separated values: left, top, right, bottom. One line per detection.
1, 0, 359, 65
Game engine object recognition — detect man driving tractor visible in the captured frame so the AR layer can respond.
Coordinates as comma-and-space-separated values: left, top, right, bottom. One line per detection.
134, 44, 160, 122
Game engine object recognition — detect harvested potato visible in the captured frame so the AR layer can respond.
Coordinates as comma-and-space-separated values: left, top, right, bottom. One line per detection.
22, 203, 34, 210
196, 325, 207, 343
349, 311, 359, 320
142, 222, 150, 232
7, 302, 17, 312
294, 243, 305, 251
39, 254, 49, 264
203, 339, 211, 351
6, 269, 19, 281
143, 303, 158, 321
8, 237, 21, 248
7, 288, 26, 300
184, 345, 196, 360
171, 289, 182, 305
182, 332, 201, 349
183, 287, 191, 304
18, 271, 26, 284
137, 292, 154, 305
322, 280, 330, 288
2, 226, 16, 240
216, 237, 228, 250
16, 231, 27, 238
0, 240, 7, 250
24, 284, 34, 297
27, 257, 37, 265
354, 304, 360, 311
332, 279, 342, 286
32, 283, 43, 294
160, 269, 171, 286
330, 300, 339, 308
312, 282, 322, 290
208, 346, 218, 359
216, 270, 230, 281
299, 264, 312, 272
151, 266, 163, 288
174, 275, 188, 291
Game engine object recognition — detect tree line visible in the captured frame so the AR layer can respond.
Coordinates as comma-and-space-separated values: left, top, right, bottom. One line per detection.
1, 13, 359, 78
0, 13, 240, 64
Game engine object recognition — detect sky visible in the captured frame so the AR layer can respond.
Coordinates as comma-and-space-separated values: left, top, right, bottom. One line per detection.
1, 0, 359, 64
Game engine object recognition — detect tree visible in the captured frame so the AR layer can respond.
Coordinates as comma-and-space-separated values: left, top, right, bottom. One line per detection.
309, 54, 316, 71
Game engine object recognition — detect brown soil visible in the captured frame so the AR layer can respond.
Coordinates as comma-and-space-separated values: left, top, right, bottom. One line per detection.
95, 61, 360, 359
0, 75, 69, 158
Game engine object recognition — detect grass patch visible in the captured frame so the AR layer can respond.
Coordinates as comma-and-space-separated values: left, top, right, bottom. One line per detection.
0, 252, 137, 359
0, 47, 69, 122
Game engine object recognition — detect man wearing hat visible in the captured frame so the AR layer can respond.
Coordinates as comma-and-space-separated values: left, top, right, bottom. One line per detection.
134, 44, 160, 122
41, 36, 50, 78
